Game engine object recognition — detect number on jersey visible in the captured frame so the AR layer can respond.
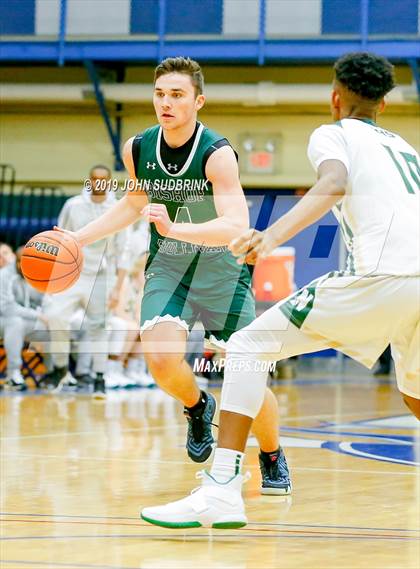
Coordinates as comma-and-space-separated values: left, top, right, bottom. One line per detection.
383, 145, 420, 194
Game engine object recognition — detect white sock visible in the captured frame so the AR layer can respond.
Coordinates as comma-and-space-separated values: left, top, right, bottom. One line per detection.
210, 448, 244, 483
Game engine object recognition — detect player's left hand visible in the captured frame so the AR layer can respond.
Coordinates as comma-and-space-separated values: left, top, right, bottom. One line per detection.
141, 204, 173, 236
229, 228, 277, 265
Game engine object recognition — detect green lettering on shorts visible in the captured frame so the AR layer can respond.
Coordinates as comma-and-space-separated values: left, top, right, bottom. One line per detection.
280, 285, 316, 329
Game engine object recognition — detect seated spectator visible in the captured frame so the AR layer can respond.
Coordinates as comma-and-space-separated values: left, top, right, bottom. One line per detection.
42, 165, 131, 397
0, 242, 15, 268
106, 254, 155, 388
0, 246, 50, 390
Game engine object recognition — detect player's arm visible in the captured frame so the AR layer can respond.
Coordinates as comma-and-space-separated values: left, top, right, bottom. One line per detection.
141, 145, 249, 246
231, 160, 347, 264
55, 138, 149, 247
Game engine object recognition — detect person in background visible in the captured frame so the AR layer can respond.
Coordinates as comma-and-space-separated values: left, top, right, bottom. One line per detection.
42, 165, 131, 398
0, 242, 15, 268
107, 254, 155, 388
0, 246, 50, 390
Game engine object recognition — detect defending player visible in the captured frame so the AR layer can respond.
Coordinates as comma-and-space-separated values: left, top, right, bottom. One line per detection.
57, 57, 291, 495
141, 52, 420, 528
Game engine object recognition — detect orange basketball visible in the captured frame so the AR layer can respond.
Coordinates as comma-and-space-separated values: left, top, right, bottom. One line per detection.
21, 230, 83, 294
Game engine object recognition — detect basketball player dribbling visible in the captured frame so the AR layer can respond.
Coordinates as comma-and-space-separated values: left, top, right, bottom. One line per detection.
56, 57, 292, 495
140, 52, 420, 529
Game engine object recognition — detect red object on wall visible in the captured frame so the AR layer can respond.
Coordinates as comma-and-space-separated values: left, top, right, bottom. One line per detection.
252, 247, 295, 302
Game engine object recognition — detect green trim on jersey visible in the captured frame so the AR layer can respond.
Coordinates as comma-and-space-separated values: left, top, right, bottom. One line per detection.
359, 118, 376, 126
335, 203, 356, 276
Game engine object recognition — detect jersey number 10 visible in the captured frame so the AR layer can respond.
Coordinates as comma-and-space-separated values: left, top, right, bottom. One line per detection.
383, 145, 420, 194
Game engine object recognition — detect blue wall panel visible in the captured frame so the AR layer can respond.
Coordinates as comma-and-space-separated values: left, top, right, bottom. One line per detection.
369, 0, 418, 34
167, 0, 222, 34
322, 0, 419, 35
0, 0, 35, 35
130, 0, 223, 35
322, 0, 361, 34
247, 192, 340, 289
269, 196, 340, 289
131, 0, 159, 33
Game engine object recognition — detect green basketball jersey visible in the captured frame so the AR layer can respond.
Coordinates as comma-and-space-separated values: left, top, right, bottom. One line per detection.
134, 122, 251, 290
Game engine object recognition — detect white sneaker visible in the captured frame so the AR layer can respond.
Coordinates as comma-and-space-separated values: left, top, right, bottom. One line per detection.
6, 370, 27, 392
126, 358, 155, 388
104, 372, 121, 389
135, 371, 156, 388
141, 470, 250, 529
105, 360, 126, 389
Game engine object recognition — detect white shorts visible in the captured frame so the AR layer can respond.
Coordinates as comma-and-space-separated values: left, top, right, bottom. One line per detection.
234, 273, 420, 399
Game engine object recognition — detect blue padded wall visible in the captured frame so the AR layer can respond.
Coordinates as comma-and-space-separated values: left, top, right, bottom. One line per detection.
322, 0, 419, 35
0, 0, 35, 35
369, 0, 418, 34
322, 0, 361, 34
131, 0, 158, 33
247, 192, 340, 289
131, 0, 223, 34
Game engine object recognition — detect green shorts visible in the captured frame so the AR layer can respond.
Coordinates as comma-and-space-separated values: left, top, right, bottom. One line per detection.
140, 255, 255, 348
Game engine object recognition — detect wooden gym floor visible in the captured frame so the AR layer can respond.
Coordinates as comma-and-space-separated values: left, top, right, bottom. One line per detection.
1, 364, 419, 569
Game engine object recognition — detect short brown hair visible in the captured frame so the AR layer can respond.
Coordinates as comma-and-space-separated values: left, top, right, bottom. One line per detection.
154, 57, 204, 96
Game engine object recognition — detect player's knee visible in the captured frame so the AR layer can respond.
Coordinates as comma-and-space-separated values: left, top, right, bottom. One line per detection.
145, 352, 183, 385
227, 328, 255, 356
402, 394, 420, 420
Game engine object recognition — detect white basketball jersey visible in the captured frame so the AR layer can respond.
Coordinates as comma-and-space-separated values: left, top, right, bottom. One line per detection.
308, 118, 420, 276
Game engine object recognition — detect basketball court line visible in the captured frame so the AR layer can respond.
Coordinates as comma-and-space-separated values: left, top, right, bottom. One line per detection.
0, 409, 411, 441
0, 561, 142, 569
2, 532, 418, 542
1, 450, 417, 476
2, 513, 419, 533
1, 512, 418, 530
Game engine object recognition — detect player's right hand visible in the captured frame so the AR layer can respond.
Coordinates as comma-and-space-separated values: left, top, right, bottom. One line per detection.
229, 228, 277, 265
53, 226, 85, 247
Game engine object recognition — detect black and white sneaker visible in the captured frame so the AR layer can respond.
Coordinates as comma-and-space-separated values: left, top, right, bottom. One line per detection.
92, 375, 106, 400
259, 448, 292, 495
184, 392, 216, 463
74, 374, 93, 391
40, 366, 68, 390
6, 370, 27, 392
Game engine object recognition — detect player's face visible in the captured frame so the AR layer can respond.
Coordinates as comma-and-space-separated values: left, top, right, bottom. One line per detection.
153, 73, 205, 130
90, 168, 110, 196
